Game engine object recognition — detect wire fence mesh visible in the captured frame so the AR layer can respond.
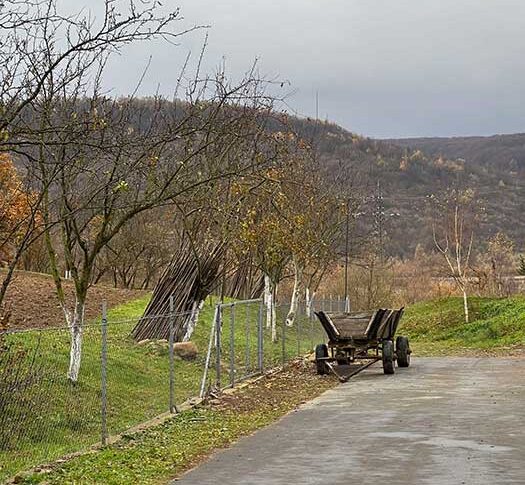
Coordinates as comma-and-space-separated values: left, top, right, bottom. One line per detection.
204, 297, 343, 392
0, 295, 342, 482
0, 324, 103, 481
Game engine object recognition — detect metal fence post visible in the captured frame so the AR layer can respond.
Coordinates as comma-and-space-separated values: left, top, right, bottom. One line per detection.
200, 305, 218, 398
215, 304, 222, 388
245, 303, 250, 373
100, 301, 108, 446
169, 295, 177, 413
257, 299, 264, 373
297, 311, 301, 356
229, 303, 235, 387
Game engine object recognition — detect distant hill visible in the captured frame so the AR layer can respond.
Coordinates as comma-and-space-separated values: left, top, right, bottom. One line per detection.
388, 133, 525, 173
289, 121, 525, 257
382, 133, 525, 254
13, 96, 523, 259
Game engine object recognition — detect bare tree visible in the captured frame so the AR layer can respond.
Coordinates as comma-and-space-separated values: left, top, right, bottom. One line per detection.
0, 0, 281, 381
43, 64, 284, 381
431, 188, 478, 323
475, 232, 515, 297
0, 0, 197, 313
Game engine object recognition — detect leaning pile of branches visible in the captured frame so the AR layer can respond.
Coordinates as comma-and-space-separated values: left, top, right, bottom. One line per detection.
132, 243, 224, 341
222, 256, 264, 300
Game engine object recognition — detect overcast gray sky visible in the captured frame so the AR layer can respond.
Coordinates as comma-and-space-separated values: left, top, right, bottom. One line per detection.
104, 0, 525, 139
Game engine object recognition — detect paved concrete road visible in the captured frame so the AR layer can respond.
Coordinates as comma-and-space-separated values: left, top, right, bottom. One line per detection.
174, 358, 525, 485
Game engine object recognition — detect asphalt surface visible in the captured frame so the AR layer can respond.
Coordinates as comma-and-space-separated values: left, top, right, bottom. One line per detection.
174, 358, 525, 485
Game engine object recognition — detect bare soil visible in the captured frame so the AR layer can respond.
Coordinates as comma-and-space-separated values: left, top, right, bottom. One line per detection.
208, 358, 338, 414
2, 270, 147, 329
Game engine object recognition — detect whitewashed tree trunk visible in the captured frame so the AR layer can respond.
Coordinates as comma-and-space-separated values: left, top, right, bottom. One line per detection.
66, 298, 86, 383
305, 287, 316, 318
183, 299, 205, 342
271, 295, 277, 342
264, 274, 273, 329
286, 261, 302, 327
462, 287, 469, 323
263, 274, 279, 342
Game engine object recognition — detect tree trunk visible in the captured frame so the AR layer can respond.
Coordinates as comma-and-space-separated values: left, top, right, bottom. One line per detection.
66, 297, 86, 383
286, 260, 302, 327
264, 274, 273, 329
367, 263, 374, 310
263, 274, 278, 342
271, 287, 277, 343
462, 287, 469, 324
305, 287, 316, 318
182, 299, 205, 342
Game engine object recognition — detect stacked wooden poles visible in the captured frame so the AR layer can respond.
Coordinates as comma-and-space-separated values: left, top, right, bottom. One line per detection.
131, 243, 224, 341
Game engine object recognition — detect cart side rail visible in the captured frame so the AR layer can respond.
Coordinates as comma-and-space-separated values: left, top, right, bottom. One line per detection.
315, 311, 341, 341
391, 307, 405, 337
372, 309, 394, 340
365, 309, 388, 340
376, 308, 405, 340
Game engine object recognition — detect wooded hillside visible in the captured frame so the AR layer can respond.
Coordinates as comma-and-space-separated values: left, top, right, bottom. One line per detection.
288, 121, 525, 257
381, 133, 525, 255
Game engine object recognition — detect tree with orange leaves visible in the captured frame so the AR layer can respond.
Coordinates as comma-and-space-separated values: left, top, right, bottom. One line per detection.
0, 153, 35, 264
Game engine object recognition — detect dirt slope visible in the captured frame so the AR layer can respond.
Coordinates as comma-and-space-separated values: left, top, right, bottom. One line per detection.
2, 270, 147, 329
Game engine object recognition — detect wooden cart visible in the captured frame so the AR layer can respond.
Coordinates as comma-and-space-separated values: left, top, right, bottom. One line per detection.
314, 308, 410, 380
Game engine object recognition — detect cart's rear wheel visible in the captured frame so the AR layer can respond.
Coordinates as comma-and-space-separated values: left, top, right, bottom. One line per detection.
396, 336, 411, 367
315, 343, 329, 375
382, 340, 395, 375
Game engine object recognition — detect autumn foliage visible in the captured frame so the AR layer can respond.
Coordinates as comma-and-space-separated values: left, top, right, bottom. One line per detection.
0, 154, 35, 263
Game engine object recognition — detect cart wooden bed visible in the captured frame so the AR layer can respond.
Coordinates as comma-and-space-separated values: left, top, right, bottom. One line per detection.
314, 308, 411, 381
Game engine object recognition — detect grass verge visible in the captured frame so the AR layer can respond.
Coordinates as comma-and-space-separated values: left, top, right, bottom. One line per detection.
18, 361, 338, 484
401, 296, 525, 356
1, 296, 325, 482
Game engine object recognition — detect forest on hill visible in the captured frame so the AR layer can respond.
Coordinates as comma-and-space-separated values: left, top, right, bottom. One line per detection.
389, 133, 525, 172
383, 133, 525, 255
291, 122, 525, 257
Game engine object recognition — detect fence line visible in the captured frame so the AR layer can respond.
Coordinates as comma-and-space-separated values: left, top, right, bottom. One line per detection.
0, 295, 345, 482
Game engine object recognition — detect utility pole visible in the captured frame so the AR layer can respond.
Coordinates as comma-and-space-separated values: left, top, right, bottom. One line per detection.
344, 198, 350, 312
374, 181, 385, 264
315, 90, 319, 121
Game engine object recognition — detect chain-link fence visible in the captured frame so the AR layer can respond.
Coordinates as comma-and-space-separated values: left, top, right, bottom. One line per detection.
0, 295, 343, 482
0, 323, 104, 482
199, 297, 346, 394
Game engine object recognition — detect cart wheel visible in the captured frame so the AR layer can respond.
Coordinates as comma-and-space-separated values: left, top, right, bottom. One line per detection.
396, 336, 411, 367
315, 344, 329, 375
382, 340, 395, 375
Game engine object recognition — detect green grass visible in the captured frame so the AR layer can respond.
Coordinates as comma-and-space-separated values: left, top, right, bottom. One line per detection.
401, 296, 525, 355
19, 361, 337, 485
0, 296, 324, 482
19, 409, 273, 484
